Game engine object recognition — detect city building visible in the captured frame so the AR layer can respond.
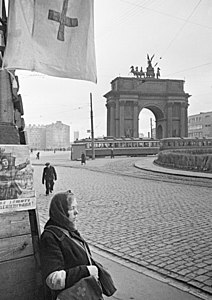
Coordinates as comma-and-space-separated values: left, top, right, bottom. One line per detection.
46, 121, 70, 149
26, 121, 70, 150
25, 124, 46, 150
188, 111, 212, 138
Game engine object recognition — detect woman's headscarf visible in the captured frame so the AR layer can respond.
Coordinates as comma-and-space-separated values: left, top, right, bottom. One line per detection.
46, 190, 76, 233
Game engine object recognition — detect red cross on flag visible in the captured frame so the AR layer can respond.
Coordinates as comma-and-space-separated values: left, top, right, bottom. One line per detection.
3, 0, 97, 83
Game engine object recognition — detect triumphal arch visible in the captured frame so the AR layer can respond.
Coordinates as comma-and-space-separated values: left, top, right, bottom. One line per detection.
104, 73, 190, 139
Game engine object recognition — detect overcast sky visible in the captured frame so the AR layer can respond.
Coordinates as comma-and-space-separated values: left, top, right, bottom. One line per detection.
14, 0, 212, 140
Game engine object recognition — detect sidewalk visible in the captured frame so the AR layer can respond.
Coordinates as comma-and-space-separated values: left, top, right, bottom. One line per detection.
134, 155, 212, 179
92, 248, 205, 300
33, 152, 212, 300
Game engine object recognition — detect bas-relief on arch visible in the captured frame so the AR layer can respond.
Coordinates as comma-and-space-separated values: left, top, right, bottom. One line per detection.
104, 77, 190, 139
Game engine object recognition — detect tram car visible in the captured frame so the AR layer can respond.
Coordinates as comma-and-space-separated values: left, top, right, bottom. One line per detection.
160, 137, 212, 151
71, 137, 160, 160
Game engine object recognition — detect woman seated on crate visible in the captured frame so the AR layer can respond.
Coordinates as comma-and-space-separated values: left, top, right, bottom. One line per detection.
40, 190, 116, 300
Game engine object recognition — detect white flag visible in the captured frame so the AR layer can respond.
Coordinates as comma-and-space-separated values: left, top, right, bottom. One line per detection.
3, 0, 97, 83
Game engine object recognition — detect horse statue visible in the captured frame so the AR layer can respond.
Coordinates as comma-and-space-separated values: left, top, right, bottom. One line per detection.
130, 66, 145, 78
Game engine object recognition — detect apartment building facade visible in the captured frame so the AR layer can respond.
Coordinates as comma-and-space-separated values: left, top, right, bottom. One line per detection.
25, 124, 46, 149
26, 121, 70, 150
188, 111, 212, 138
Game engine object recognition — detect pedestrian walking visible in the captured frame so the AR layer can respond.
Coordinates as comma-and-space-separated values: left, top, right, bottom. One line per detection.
81, 152, 86, 165
42, 162, 57, 195
36, 152, 40, 159
40, 190, 116, 300
110, 148, 114, 158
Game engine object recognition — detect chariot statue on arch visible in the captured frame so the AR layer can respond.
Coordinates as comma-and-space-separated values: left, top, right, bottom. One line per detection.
146, 54, 155, 78
130, 66, 145, 78
130, 54, 161, 79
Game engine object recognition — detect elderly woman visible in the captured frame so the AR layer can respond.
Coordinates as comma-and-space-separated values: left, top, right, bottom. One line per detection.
40, 190, 105, 300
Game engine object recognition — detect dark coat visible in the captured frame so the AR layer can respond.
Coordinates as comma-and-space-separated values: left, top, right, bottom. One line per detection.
40, 225, 91, 300
42, 166, 57, 184
81, 153, 86, 164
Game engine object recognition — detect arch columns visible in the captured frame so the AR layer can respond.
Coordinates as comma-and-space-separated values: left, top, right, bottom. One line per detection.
104, 77, 190, 139
109, 101, 116, 137
106, 101, 116, 137
133, 102, 138, 137
106, 103, 110, 136
180, 102, 188, 137
119, 101, 125, 137
167, 102, 173, 137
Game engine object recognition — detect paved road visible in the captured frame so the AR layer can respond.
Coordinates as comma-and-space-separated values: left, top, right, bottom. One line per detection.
32, 152, 212, 299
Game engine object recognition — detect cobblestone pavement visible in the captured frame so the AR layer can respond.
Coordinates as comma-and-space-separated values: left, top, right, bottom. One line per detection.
32, 152, 212, 299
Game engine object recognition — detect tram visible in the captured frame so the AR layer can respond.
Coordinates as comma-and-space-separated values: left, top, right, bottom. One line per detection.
71, 137, 160, 160
160, 137, 212, 151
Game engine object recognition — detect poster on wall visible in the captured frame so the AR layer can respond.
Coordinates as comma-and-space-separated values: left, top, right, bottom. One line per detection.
0, 145, 36, 213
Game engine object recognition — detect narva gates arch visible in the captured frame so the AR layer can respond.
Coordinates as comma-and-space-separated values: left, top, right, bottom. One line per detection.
104, 77, 190, 139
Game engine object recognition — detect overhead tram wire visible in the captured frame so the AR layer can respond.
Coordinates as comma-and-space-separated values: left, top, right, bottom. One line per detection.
159, 0, 203, 60
96, 0, 156, 41
165, 61, 212, 77
114, 0, 161, 25
119, 0, 212, 30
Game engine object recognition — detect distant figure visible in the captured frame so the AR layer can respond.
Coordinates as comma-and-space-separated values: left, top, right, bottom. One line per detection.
42, 162, 57, 196
110, 148, 114, 159
156, 67, 161, 79
36, 152, 40, 159
81, 152, 86, 165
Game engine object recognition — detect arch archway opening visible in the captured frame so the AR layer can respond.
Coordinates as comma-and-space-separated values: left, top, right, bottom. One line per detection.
139, 106, 164, 139
138, 108, 156, 139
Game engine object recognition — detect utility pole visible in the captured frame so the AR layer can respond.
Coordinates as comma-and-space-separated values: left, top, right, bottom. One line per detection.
90, 92, 95, 160
150, 117, 153, 139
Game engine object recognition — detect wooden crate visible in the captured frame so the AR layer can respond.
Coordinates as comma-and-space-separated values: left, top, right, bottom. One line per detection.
0, 209, 45, 300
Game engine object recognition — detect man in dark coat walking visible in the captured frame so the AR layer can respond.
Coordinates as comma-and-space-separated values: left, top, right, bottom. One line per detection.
42, 162, 57, 195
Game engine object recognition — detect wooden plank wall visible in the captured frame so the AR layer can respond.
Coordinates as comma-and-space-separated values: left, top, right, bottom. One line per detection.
0, 209, 45, 300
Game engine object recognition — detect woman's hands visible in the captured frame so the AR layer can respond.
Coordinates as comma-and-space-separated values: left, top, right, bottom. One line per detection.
46, 266, 99, 290
87, 265, 99, 280
46, 270, 66, 290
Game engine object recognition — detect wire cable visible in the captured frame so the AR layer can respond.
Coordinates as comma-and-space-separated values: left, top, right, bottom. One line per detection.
161, 0, 203, 59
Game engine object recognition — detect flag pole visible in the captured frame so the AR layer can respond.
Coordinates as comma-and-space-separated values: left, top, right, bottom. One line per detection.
90, 92, 95, 160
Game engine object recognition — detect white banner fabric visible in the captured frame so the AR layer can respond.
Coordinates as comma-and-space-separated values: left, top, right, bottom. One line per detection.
3, 0, 97, 83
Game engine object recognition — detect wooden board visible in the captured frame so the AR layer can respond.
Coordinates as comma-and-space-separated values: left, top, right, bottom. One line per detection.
0, 209, 45, 300
0, 210, 31, 238
0, 234, 33, 262
0, 256, 41, 300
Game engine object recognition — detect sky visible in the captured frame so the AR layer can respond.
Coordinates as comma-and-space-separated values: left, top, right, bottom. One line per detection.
10, 0, 212, 140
